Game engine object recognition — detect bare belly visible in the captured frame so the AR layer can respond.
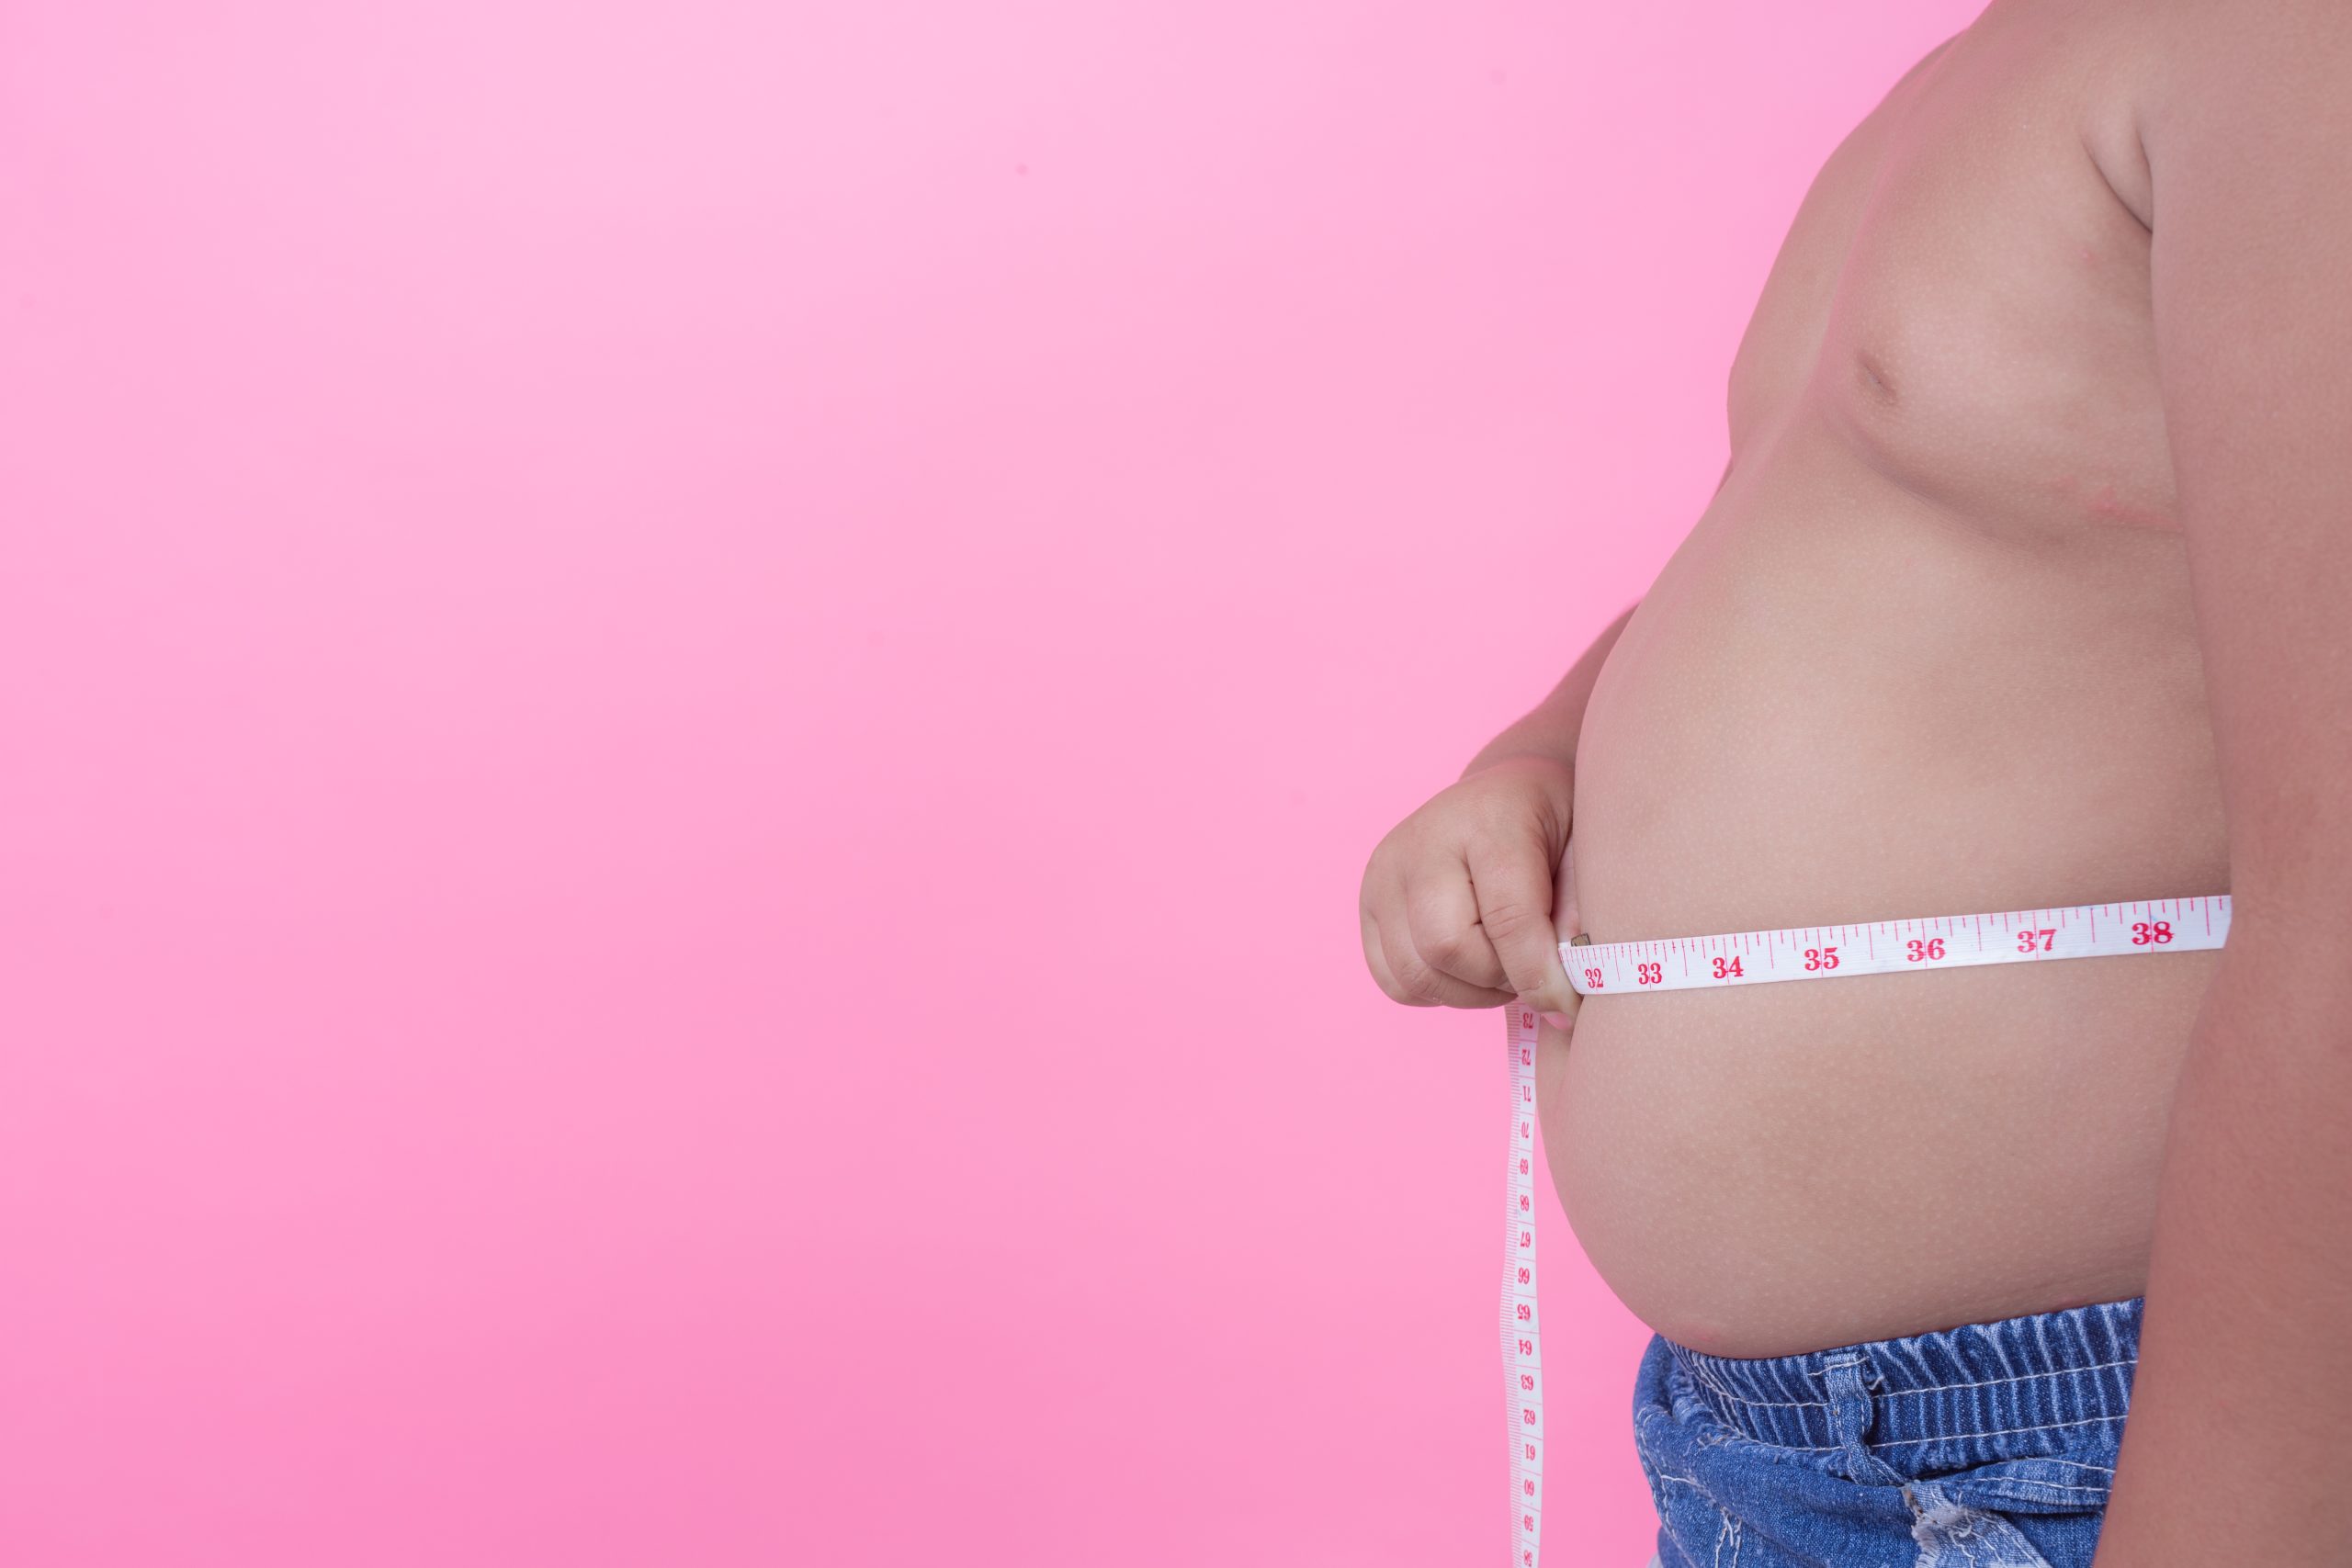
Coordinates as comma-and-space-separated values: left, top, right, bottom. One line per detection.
1541, 411, 2229, 1359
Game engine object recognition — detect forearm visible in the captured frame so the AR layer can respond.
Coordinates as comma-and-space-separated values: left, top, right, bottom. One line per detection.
1459, 599, 1638, 780
2091, 912, 2352, 1564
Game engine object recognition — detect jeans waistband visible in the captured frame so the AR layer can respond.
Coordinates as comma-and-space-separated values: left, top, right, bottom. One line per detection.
1663, 1296, 2143, 1459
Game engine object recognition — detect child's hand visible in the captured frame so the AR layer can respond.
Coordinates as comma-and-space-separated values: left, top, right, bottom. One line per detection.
1358, 756, 1582, 1028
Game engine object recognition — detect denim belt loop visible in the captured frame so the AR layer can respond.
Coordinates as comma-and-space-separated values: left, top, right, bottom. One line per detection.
1819, 1351, 1908, 1489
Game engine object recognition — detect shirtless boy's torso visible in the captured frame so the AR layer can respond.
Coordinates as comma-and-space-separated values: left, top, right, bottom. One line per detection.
1544, 0, 2229, 1358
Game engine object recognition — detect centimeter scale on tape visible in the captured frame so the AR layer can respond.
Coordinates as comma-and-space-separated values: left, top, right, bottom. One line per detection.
1498, 894, 2231, 1565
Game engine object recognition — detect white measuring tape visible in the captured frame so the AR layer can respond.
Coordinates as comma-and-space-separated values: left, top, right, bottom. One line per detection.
1501, 1002, 1546, 1565
1500, 892, 2230, 1563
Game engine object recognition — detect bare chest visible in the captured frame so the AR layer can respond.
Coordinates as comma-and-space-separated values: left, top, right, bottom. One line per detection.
1728, 8, 2176, 536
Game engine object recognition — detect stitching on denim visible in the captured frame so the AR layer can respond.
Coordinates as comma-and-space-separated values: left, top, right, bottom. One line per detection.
1679, 1353, 2138, 1414
1778, 1411, 2130, 1453
1969, 1478, 2111, 1499
1679, 1360, 1827, 1410
1874, 1356, 2138, 1401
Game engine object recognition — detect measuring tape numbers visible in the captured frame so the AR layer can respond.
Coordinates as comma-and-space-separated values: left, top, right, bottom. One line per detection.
1498, 892, 2229, 1563
1502, 1001, 1545, 1565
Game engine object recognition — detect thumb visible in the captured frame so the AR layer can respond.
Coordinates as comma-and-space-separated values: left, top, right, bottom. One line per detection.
1539, 837, 1585, 1032
1553, 835, 1582, 942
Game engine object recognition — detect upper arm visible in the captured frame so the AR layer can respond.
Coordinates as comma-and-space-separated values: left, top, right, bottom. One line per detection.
2143, 2, 2352, 943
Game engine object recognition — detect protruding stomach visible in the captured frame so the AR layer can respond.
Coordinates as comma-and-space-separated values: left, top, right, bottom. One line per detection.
1539, 421, 2227, 1358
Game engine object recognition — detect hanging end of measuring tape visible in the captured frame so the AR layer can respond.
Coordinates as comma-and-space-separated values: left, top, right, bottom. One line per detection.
1502, 1005, 1546, 1565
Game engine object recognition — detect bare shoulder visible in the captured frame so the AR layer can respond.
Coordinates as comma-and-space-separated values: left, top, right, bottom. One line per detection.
1895, 27, 1965, 88
2115, 0, 2352, 180
2133, 0, 2352, 87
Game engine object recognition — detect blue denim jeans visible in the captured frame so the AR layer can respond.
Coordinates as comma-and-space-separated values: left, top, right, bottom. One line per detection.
1632, 1296, 2142, 1567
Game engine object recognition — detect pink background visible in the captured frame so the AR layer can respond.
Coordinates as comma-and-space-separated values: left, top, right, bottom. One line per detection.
0, 3, 1975, 1562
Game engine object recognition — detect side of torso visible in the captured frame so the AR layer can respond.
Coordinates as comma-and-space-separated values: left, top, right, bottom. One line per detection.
1544, 0, 2230, 1357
